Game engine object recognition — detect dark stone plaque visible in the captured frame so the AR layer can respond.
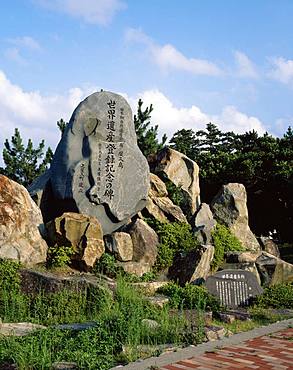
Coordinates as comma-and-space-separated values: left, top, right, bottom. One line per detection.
205, 269, 263, 308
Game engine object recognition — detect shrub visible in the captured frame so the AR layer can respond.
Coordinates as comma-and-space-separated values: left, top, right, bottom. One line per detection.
47, 245, 74, 268
255, 283, 293, 309
211, 224, 244, 270
0, 258, 20, 292
151, 221, 198, 272
158, 282, 221, 312
165, 181, 186, 209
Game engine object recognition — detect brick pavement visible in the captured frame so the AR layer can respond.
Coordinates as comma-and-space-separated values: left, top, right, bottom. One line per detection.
160, 328, 293, 370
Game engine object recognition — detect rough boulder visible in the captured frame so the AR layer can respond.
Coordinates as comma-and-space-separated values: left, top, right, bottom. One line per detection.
0, 175, 47, 265
46, 212, 104, 270
211, 183, 260, 252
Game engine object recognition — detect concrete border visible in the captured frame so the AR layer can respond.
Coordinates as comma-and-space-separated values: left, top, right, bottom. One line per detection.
111, 318, 293, 370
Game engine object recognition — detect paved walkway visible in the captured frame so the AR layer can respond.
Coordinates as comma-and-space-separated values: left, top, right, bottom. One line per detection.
114, 319, 293, 370
161, 328, 293, 369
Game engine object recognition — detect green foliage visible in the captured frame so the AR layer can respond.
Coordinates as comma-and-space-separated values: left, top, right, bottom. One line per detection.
94, 252, 124, 279
94, 253, 158, 283
165, 181, 186, 209
0, 278, 187, 368
56, 118, 68, 137
0, 325, 116, 370
249, 307, 290, 325
0, 128, 53, 187
134, 99, 167, 158
0, 258, 21, 292
158, 282, 221, 312
147, 221, 198, 272
211, 224, 244, 270
170, 124, 293, 243
255, 283, 293, 309
47, 245, 74, 268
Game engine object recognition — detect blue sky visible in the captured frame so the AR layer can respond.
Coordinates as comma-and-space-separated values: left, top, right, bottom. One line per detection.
1, 0, 293, 153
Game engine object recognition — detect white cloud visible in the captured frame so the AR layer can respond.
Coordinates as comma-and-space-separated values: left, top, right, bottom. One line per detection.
234, 51, 258, 78
7, 36, 41, 51
0, 72, 266, 167
125, 28, 222, 76
269, 57, 293, 84
128, 89, 266, 139
36, 0, 126, 25
0, 70, 97, 155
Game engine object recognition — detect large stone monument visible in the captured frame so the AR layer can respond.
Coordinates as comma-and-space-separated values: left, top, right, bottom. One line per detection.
29, 91, 150, 235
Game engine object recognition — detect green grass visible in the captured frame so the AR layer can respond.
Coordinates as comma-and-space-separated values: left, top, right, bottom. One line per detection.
0, 275, 192, 369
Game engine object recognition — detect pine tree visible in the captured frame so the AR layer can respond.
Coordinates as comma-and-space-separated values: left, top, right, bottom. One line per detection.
57, 118, 68, 137
134, 99, 167, 157
0, 128, 53, 187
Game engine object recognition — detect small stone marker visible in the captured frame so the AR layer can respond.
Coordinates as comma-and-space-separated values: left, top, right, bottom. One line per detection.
29, 91, 150, 235
205, 269, 263, 308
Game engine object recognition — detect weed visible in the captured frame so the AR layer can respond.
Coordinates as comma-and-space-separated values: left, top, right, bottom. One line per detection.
47, 245, 74, 268
211, 223, 244, 270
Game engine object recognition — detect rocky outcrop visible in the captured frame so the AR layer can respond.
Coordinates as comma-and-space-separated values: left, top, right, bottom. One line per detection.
168, 245, 214, 285
149, 173, 168, 198
128, 219, 158, 266
0, 322, 46, 337
46, 212, 105, 270
117, 261, 151, 277
150, 147, 200, 219
193, 203, 216, 244
0, 175, 47, 265
210, 183, 260, 252
259, 236, 280, 258
256, 251, 293, 286
20, 268, 115, 294
104, 232, 133, 261
143, 173, 187, 223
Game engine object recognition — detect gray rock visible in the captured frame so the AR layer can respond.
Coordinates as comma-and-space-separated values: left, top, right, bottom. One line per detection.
151, 147, 200, 219
149, 173, 168, 198
128, 219, 158, 266
141, 319, 160, 329
225, 251, 261, 264
193, 203, 216, 244
19, 268, 115, 295
256, 251, 293, 286
52, 363, 77, 370
131, 281, 169, 295
143, 172, 187, 223
145, 295, 170, 308
104, 232, 133, 261
211, 183, 260, 252
151, 196, 187, 223
259, 236, 280, 257
168, 245, 214, 285
0, 175, 47, 266
29, 91, 150, 235
0, 322, 46, 337
143, 197, 169, 223
117, 261, 151, 277
204, 326, 231, 341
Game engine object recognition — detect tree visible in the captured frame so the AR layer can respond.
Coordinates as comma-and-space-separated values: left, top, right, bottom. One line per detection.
170, 129, 200, 158
134, 99, 167, 157
57, 118, 68, 137
0, 128, 53, 187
